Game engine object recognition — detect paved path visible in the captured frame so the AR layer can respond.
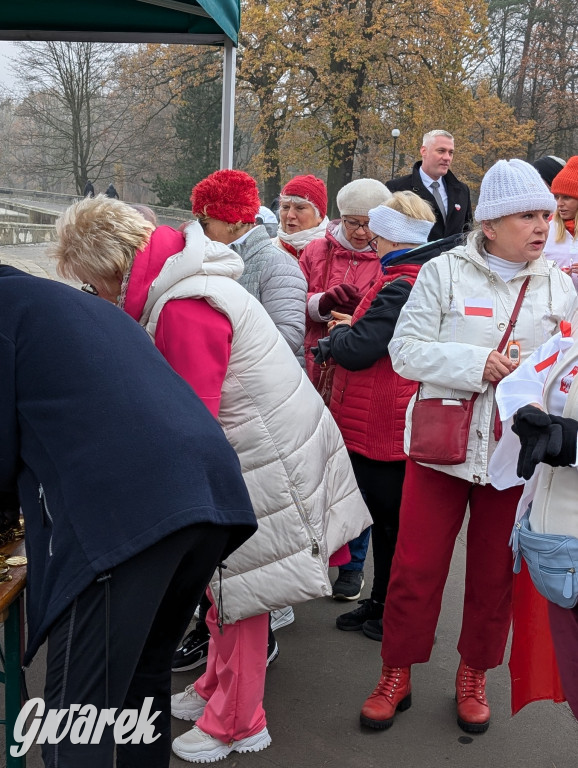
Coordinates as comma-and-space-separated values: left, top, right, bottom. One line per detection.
1, 243, 576, 767
0, 242, 76, 284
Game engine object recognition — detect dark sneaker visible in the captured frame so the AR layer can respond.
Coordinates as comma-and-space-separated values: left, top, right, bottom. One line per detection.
172, 624, 210, 672
267, 622, 279, 666
336, 598, 384, 631
332, 569, 365, 600
362, 617, 383, 641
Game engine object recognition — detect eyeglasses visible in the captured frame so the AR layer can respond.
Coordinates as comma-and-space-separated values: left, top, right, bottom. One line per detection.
342, 218, 371, 232
80, 283, 99, 295
368, 236, 379, 253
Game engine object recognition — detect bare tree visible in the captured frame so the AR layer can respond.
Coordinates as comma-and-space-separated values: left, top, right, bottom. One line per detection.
10, 42, 152, 194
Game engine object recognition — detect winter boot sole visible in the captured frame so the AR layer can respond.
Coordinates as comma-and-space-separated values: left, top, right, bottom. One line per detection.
359, 692, 412, 730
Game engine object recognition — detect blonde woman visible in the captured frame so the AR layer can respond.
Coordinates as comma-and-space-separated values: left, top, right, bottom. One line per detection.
544, 155, 578, 291
52, 195, 371, 764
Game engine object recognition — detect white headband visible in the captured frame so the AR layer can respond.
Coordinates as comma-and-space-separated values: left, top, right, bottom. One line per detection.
368, 205, 434, 244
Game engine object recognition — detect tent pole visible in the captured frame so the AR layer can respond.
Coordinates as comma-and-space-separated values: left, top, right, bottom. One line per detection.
220, 37, 236, 170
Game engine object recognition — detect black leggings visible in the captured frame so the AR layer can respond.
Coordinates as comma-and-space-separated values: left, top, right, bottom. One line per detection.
349, 453, 406, 605
42, 523, 232, 768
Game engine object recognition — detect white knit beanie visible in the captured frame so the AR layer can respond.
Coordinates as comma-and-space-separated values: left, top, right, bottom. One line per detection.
368, 205, 434, 244
337, 178, 392, 217
474, 159, 556, 222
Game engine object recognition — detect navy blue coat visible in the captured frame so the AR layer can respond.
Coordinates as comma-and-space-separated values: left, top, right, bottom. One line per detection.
0, 266, 257, 662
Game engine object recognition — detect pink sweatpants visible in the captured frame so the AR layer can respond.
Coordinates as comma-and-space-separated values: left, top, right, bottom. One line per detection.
194, 600, 269, 742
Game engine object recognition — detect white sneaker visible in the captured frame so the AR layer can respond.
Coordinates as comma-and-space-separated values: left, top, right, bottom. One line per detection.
171, 685, 208, 721
172, 724, 271, 763
270, 606, 295, 632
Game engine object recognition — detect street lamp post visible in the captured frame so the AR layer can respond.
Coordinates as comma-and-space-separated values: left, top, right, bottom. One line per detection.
391, 128, 400, 180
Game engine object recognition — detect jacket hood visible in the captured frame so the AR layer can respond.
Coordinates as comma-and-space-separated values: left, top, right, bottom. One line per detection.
124, 222, 244, 324
324, 219, 378, 261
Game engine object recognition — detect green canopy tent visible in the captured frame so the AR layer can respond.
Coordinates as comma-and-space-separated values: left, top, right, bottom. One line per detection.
0, 0, 239, 167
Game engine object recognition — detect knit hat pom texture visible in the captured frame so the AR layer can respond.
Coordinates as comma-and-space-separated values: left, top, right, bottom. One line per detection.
474, 159, 556, 222
191, 169, 261, 224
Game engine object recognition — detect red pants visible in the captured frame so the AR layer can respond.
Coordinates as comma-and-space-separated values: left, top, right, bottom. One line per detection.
548, 601, 578, 719
194, 601, 269, 742
382, 460, 522, 670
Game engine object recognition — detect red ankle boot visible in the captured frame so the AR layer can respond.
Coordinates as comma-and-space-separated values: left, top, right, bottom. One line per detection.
360, 665, 411, 729
455, 658, 490, 733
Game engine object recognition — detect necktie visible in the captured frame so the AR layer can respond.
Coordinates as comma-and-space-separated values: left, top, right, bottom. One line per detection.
430, 181, 446, 222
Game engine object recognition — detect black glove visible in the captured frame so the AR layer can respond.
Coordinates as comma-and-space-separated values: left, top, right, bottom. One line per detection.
312, 336, 332, 365
511, 405, 563, 480
542, 414, 578, 468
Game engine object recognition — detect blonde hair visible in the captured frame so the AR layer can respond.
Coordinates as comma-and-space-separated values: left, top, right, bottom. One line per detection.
552, 208, 578, 244
385, 191, 436, 222
52, 196, 153, 293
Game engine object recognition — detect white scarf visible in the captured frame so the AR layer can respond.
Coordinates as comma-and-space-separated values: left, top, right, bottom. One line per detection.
333, 222, 373, 253
277, 217, 329, 252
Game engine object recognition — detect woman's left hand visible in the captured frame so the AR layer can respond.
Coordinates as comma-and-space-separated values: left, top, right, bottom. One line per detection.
328, 311, 352, 331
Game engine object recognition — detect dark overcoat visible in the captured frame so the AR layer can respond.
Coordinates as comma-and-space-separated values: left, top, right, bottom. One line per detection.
386, 161, 473, 241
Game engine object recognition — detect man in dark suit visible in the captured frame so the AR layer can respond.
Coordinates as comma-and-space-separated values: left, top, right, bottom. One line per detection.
386, 130, 472, 242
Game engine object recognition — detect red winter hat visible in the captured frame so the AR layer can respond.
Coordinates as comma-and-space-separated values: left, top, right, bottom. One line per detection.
551, 156, 578, 200
191, 170, 261, 224
281, 175, 327, 219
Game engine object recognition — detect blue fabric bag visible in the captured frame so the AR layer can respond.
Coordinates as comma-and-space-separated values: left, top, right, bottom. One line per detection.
512, 508, 578, 609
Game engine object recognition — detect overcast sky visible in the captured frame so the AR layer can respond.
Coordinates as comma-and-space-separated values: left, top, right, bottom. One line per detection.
0, 41, 20, 92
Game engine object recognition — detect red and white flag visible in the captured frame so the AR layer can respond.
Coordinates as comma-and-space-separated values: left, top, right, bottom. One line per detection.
464, 297, 493, 317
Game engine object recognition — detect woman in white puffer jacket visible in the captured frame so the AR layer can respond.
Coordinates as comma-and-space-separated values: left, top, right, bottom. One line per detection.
53, 196, 371, 765
359, 159, 578, 736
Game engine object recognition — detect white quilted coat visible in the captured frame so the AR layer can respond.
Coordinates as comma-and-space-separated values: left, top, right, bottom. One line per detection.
139, 222, 371, 622
389, 231, 578, 484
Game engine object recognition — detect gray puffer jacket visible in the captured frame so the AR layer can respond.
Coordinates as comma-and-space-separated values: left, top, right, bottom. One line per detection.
230, 225, 306, 360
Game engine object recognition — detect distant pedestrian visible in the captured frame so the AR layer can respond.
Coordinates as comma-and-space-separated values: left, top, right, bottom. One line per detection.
83, 179, 95, 198
105, 183, 119, 199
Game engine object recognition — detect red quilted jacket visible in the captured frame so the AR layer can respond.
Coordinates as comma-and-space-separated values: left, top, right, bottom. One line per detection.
329, 264, 421, 462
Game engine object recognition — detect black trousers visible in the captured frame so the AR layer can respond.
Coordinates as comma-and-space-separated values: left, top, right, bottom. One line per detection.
41, 523, 233, 768
349, 453, 406, 605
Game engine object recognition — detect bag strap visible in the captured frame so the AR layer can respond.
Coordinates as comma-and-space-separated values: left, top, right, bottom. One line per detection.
417, 276, 531, 409
492, 275, 531, 439
496, 276, 531, 354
